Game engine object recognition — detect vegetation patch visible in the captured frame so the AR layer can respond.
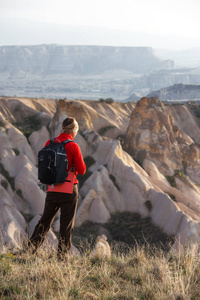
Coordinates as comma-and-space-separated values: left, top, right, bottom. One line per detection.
167, 193, 177, 202
1, 179, 8, 190
0, 120, 5, 128
0, 162, 15, 190
1, 216, 199, 299
188, 102, 200, 118
13, 113, 42, 139
174, 169, 189, 182
16, 189, 23, 198
73, 212, 175, 253
84, 155, 96, 168
98, 98, 114, 104
98, 125, 115, 136
109, 174, 120, 191
1, 245, 200, 299
12, 148, 20, 156
145, 200, 152, 211
166, 175, 176, 188
116, 134, 125, 145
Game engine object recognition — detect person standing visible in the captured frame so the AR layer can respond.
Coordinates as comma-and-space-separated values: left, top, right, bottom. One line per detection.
28, 117, 86, 260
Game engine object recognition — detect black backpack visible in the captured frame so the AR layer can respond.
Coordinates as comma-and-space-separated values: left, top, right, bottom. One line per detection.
38, 138, 74, 185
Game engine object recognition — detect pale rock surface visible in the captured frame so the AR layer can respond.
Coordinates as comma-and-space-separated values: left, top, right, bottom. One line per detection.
0, 129, 16, 176
0, 97, 56, 124
74, 133, 88, 158
78, 132, 152, 222
80, 130, 200, 247
171, 215, 196, 251
124, 97, 200, 177
148, 189, 184, 235
174, 177, 200, 215
1, 97, 200, 251
51, 99, 134, 140
143, 159, 200, 221
76, 188, 111, 226
170, 103, 200, 144
86, 132, 151, 216
80, 166, 123, 213
88, 198, 111, 224
8, 126, 36, 165
29, 125, 50, 157
53, 217, 60, 233
0, 127, 45, 216
0, 186, 26, 250
75, 189, 98, 226
175, 202, 200, 222
91, 234, 111, 259
143, 159, 174, 185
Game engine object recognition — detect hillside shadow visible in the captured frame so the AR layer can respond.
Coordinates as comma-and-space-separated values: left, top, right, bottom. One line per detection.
73, 212, 175, 254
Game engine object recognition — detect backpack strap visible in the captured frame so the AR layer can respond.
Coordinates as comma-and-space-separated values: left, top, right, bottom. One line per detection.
62, 139, 76, 145
49, 138, 76, 144
62, 140, 76, 176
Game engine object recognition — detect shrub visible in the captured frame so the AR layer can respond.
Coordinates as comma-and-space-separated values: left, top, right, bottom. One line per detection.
16, 189, 23, 197
109, 174, 120, 191
145, 200, 152, 211
13, 114, 42, 139
12, 148, 20, 156
1, 179, 8, 190
98, 125, 115, 136
105, 98, 114, 104
174, 169, 189, 182
0, 162, 15, 190
0, 120, 5, 128
165, 175, 176, 188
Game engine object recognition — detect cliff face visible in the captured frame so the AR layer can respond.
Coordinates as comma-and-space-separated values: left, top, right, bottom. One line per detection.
0, 45, 169, 77
124, 97, 200, 178
147, 83, 200, 101
1, 96, 200, 252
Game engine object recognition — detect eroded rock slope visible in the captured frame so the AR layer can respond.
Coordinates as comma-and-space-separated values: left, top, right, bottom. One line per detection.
0, 96, 200, 252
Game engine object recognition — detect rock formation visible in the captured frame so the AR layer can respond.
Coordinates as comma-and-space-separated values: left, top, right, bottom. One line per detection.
124, 97, 200, 180
0, 96, 200, 253
147, 83, 200, 101
0, 45, 169, 77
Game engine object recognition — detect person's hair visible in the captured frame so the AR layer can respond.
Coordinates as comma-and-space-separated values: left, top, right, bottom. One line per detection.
62, 117, 79, 134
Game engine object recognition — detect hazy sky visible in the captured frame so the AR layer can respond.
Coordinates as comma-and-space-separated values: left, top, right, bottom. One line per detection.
1, 0, 200, 49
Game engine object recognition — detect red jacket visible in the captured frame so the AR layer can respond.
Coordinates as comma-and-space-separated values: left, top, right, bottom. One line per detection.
45, 133, 86, 184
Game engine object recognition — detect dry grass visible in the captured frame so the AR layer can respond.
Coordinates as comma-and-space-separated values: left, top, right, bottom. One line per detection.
0, 242, 200, 300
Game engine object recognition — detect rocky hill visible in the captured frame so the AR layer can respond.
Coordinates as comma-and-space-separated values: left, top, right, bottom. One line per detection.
146, 83, 200, 101
0, 96, 200, 253
0, 44, 175, 100
0, 45, 172, 77
2, 44, 200, 101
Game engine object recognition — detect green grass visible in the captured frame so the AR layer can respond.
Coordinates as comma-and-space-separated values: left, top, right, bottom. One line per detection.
165, 175, 177, 188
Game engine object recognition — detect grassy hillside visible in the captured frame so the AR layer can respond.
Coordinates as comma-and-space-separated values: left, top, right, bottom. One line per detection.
0, 213, 199, 299
0, 243, 199, 299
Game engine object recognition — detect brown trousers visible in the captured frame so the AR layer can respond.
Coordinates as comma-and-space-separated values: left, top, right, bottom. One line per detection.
28, 185, 78, 258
